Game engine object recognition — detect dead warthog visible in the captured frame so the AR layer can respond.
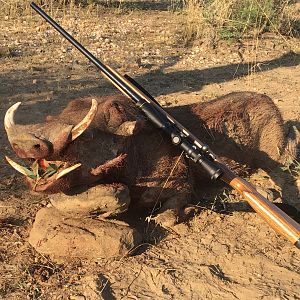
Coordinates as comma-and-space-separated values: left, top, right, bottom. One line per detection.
4, 92, 297, 226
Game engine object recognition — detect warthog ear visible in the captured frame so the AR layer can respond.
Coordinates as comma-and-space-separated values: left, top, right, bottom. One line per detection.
114, 120, 144, 136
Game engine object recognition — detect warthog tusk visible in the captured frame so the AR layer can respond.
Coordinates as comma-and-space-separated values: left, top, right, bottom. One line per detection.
71, 99, 98, 141
5, 156, 28, 176
4, 102, 21, 131
55, 163, 81, 180
5, 156, 81, 181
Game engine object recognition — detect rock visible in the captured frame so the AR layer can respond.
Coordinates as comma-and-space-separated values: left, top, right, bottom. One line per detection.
28, 207, 142, 260
69, 296, 86, 300
0, 46, 20, 58
0, 46, 10, 58
256, 186, 274, 201
50, 184, 130, 217
172, 223, 189, 235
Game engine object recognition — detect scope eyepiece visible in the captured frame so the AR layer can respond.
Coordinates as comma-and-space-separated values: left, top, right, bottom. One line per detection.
198, 156, 223, 180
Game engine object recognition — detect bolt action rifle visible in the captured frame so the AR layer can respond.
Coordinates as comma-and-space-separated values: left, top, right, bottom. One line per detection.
30, 2, 300, 248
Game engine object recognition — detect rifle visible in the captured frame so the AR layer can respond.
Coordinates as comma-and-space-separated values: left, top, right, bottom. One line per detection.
30, 2, 300, 248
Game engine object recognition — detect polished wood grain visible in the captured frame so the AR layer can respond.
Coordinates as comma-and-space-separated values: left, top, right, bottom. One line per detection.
221, 165, 300, 246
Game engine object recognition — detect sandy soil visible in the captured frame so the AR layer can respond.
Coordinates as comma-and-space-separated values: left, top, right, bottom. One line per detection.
0, 4, 299, 300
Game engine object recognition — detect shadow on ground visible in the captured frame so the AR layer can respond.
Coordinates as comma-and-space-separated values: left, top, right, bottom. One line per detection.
96, 0, 181, 11
0, 51, 298, 123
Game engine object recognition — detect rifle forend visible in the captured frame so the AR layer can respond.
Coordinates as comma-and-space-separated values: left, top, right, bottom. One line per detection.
30, 2, 300, 248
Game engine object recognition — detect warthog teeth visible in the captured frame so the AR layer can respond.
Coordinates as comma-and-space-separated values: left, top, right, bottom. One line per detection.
5, 156, 81, 182
4, 102, 21, 131
55, 163, 81, 180
5, 156, 28, 176
71, 98, 98, 141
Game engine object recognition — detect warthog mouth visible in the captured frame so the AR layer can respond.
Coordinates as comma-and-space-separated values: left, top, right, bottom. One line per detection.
4, 99, 99, 192
5, 156, 81, 191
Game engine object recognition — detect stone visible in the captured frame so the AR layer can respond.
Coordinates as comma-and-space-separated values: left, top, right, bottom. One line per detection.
50, 184, 130, 217
28, 207, 142, 260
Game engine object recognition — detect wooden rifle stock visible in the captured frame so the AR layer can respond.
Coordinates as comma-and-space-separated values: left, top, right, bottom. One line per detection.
221, 164, 300, 248
30, 2, 300, 248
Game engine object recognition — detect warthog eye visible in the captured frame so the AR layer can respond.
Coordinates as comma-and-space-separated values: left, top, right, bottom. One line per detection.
33, 144, 41, 149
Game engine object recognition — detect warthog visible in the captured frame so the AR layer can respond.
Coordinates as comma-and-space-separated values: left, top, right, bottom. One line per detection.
4, 92, 296, 226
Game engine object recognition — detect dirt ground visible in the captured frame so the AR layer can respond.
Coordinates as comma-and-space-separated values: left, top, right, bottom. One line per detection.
0, 3, 299, 300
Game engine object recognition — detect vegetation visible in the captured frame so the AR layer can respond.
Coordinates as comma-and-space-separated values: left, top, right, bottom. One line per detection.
281, 159, 300, 179
181, 0, 299, 44
1, 0, 299, 43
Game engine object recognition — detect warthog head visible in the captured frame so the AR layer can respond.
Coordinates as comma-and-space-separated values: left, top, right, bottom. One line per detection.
4, 96, 144, 193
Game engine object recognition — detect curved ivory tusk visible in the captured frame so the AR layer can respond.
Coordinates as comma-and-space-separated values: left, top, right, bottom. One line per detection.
5, 156, 28, 176
71, 99, 98, 141
6, 155, 81, 181
4, 102, 21, 131
55, 163, 81, 180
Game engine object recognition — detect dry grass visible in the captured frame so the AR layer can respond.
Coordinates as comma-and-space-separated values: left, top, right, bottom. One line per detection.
2, 1, 298, 44
1, 0, 70, 18
181, 0, 300, 45
281, 159, 300, 179
0, 0, 124, 20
